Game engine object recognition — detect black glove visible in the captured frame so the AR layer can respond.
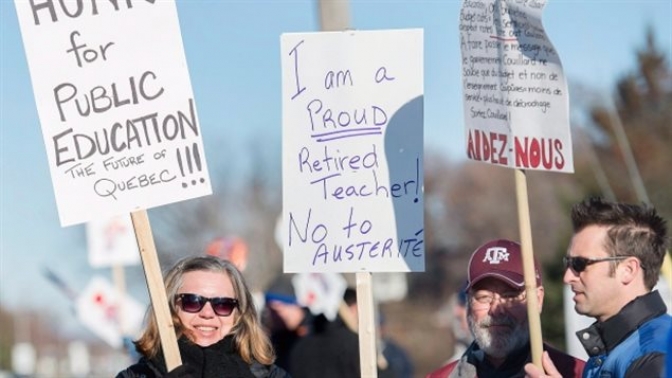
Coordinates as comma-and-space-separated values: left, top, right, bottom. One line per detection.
166, 364, 199, 378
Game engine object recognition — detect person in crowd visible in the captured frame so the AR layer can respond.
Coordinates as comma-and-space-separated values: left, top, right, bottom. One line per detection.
432, 280, 472, 365
261, 275, 312, 374
116, 256, 289, 378
289, 287, 398, 378
450, 280, 472, 362
525, 197, 671, 378
379, 310, 415, 378
427, 239, 585, 378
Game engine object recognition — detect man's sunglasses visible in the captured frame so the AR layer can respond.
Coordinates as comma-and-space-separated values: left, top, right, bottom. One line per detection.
176, 293, 238, 317
563, 255, 633, 273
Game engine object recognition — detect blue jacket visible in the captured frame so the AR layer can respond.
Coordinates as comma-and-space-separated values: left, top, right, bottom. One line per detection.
579, 291, 671, 378
666, 326, 672, 378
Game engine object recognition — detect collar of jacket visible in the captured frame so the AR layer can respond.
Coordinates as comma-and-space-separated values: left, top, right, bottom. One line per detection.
576, 290, 667, 356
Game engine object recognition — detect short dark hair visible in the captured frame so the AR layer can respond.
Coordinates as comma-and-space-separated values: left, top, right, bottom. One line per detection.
571, 197, 669, 289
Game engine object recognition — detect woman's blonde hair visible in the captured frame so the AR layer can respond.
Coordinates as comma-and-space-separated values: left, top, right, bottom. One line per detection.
134, 255, 275, 365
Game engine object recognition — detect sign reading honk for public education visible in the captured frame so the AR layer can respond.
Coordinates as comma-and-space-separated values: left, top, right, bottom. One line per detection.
14, 0, 212, 226
281, 29, 425, 273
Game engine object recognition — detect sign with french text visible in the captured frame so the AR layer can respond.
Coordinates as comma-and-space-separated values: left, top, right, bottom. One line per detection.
281, 29, 424, 273
459, 0, 573, 173
14, 0, 211, 226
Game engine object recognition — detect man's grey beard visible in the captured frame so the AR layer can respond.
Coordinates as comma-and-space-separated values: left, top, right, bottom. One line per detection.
468, 312, 529, 359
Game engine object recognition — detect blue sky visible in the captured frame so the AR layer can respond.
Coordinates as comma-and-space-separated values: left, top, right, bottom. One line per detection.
1, 0, 671, 339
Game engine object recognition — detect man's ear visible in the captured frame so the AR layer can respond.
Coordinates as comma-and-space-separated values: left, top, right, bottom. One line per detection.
536, 286, 545, 313
618, 257, 641, 285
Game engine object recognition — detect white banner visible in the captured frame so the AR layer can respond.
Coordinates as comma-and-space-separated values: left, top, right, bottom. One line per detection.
281, 29, 425, 273
14, 0, 211, 226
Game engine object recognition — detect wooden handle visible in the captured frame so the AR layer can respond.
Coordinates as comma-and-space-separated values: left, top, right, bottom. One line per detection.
131, 210, 182, 370
515, 169, 543, 368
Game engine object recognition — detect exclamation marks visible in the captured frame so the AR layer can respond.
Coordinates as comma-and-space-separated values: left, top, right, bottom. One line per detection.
176, 143, 206, 188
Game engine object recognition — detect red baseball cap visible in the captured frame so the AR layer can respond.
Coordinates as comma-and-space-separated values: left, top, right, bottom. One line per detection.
466, 239, 541, 290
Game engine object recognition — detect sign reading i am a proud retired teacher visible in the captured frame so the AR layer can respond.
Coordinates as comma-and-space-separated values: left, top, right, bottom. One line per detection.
280, 29, 425, 273
14, 0, 211, 226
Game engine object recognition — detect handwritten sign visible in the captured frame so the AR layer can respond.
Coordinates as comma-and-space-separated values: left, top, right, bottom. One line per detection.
14, 0, 211, 226
281, 29, 424, 273
459, 0, 573, 173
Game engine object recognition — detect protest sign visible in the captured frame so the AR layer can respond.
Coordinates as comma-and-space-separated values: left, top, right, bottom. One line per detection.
87, 214, 140, 267
458, 0, 573, 367
14, 0, 211, 226
292, 272, 348, 321
75, 276, 145, 348
13, 0, 204, 368
280, 29, 424, 273
460, 0, 573, 173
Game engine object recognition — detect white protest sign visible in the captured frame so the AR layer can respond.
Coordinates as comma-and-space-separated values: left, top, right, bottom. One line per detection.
14, 0, 211, 226
281, 29, 424, 273
459, 0, 573, 173
292, 272, 347, 321
76, 276, 145, 348
87, 214, 140, 267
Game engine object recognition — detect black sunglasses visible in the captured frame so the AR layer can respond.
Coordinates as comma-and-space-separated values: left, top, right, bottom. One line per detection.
176, 293, 238, 317
563, 256, 633, 273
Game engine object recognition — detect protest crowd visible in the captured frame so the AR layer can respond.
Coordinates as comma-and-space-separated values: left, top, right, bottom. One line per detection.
5, 0, 672, 377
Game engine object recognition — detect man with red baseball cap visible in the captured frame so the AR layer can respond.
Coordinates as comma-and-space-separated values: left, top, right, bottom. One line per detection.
427, 239, 584, 378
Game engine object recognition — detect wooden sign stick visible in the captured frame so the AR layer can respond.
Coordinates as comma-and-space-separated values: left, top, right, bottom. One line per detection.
112, 264, 127, 335
315, 1, 378, 376
131, 210, 182, 371
515, 169, 543, 368
357, 271, 378, 378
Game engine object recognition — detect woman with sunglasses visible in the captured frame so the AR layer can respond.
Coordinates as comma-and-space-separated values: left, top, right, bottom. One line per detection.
116, 256, 290, 378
